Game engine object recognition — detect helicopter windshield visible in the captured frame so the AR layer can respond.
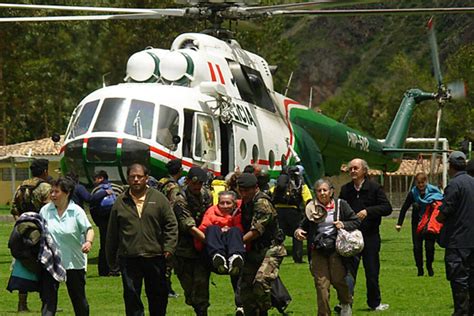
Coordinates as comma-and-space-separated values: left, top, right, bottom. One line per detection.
93, 98, 128, 133
124, 99, 155, 139
67, 100, 99, 139
156, 105, 179, 150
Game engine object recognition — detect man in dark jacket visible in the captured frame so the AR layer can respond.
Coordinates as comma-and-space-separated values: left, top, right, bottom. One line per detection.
437, 151, 474, 315
106, 163, 178, 316
339, 158, 392, 311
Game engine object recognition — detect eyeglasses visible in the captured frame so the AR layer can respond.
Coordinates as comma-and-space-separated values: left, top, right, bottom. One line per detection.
128, 174, 146, 180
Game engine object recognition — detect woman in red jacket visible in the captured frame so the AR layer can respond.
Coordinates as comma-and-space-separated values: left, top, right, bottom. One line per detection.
195, 191, 245, 276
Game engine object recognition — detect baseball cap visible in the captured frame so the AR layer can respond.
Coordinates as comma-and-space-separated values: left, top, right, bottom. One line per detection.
187, 167, 207, 183
448, 151, 467, 167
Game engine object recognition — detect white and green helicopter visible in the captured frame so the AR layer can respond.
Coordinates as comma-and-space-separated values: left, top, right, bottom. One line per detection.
1, 1, 471, 185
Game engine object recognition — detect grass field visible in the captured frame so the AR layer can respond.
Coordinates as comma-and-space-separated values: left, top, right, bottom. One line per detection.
0, 217, 453, 315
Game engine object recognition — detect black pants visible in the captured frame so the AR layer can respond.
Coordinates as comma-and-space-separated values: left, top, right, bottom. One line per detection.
120, 256, 168, 316
445, 248, 474, 316
40, 269, 89, 316
205, 226, 245, 259
345, 233, 382, 309
411, 216, 435, 272
92, 214, 117, 276
277, 207, 303, 262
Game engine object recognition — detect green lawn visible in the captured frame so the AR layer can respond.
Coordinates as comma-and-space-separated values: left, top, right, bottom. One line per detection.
0, 218, 452, 315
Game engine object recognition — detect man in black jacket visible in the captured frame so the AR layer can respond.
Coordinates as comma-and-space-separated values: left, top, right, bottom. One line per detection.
339, 158, 392, 311
437, 151, 474, 316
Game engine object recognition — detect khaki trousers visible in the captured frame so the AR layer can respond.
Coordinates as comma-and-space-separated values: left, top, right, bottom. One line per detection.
311, 249, 352, 316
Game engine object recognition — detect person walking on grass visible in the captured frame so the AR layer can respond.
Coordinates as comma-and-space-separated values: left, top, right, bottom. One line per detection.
396, 172, 443, 276
106, 163, 178, 316
10, 158, 52, 312
295, 179, 359, 316
437, 151, 474, 316
339, 158, 392, 312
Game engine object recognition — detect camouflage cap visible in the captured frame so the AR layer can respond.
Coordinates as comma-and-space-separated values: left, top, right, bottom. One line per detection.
305, 201, 327, 223
187, 167, 207, 183
237, 173, 258, 188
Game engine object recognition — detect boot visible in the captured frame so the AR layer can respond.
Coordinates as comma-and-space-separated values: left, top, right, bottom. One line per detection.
18, 293, 29, 312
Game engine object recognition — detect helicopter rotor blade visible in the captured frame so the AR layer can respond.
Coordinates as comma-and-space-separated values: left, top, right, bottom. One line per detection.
269, 7, 474, 17
447, 80, 467, 100
0, 13, 173, 23
0, 3, 158, 13
245, 0, 335, 12
427, 17, 443, 89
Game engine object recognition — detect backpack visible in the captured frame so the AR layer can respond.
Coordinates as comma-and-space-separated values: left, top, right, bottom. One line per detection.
272, 173, 303, 206
13, 178, 45, 214
99, 183, 117, 208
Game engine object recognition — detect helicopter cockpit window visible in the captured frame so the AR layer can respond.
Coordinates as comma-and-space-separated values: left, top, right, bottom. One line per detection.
67, 100, 99, 139
156, 105, 180, 150
124, 99, 155, 139
93, 98, 127, 133
194, 114, 216, 162
228, 62, 275, 112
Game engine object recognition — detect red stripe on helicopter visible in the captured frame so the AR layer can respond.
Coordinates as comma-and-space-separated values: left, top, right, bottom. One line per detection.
251, 159, 282, 167
60, 145, 66, 154
215, 64, 225, 85
149, 145, 221, 176
207, 62, 217, 82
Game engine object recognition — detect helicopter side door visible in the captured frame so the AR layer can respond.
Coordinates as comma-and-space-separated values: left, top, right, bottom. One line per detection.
190, 112, 221, 173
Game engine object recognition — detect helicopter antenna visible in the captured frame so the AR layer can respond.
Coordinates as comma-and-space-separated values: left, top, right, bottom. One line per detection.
308, 86, 313, 108
341, 109, 352, 124
284, 71, 293, 97
102, 72, 110, 88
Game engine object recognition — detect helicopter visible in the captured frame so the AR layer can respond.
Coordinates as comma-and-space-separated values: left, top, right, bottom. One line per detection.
0, 1, 472, 186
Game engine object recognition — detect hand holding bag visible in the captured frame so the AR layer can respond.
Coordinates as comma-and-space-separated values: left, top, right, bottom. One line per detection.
335, 199, 364, 257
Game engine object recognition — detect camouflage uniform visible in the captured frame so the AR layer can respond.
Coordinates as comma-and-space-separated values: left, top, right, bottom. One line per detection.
158, 176, 181, 207
11, 177, 51, 217
173, 186, 213, 316
240, 191, 286, 315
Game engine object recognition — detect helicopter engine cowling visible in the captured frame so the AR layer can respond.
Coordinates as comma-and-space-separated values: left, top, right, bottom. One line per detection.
125, 48, 169, 82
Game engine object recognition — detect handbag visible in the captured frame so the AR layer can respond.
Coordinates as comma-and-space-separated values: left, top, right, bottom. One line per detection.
335, 199, 364, 257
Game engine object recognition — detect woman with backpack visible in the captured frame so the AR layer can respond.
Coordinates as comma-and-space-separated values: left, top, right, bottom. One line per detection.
294, 179, 360, 316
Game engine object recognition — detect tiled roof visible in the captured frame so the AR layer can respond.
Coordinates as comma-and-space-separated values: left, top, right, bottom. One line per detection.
342, 158, 444, 176
0, 136, 64, 158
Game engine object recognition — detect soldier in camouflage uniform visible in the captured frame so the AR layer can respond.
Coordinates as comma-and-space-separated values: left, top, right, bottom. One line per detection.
237, 173, 287, 316
173, 167, 213, 316
157, 159, 184, 298
10, 159, 52, 312
158, 159, 183, 206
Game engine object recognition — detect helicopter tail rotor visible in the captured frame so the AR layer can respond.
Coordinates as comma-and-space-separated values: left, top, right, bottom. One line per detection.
427, 17, 467, 179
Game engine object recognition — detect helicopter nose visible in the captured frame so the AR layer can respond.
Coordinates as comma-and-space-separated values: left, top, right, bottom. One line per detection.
63, 137, 151, 184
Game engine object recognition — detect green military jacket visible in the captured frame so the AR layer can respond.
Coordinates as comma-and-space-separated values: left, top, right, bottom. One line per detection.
173, 186, 212, 258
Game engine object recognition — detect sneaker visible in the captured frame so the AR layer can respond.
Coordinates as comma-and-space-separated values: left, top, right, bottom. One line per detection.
371, 303, 389, 311
334, 304, 342, 314
341, 304, 352, 316
168, 291, 179, 299
212, 254, 228, 274
235, 306, 244, 316
228, 254, 244, 276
